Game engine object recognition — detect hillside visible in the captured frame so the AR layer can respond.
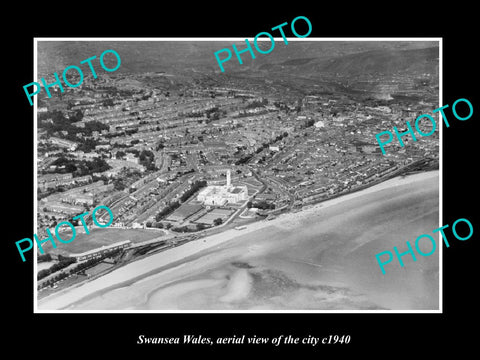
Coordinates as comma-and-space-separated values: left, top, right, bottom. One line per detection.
257, 46, 438, 77
36, 40, 438, 101
37, 40, 438, 78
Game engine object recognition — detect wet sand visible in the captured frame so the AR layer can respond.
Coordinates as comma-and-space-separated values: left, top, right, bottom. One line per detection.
38, 171, 440, 311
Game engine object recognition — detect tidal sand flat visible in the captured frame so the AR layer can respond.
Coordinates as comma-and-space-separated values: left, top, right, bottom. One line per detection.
38, 171, 439, 311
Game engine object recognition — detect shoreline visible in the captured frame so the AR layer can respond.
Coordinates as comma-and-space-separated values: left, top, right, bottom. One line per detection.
274, 169, 438, 225
37, 170, 439, 310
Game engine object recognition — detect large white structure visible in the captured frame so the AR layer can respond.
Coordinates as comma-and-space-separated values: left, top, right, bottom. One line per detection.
197, 170, 248, 206
70, 240, 132, 261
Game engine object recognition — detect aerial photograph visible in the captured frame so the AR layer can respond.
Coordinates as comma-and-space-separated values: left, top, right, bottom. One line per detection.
34, 39, 440, 311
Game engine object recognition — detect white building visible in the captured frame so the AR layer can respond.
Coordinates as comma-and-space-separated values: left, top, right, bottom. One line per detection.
197, 170, 248, 206
314, 120, 325, 128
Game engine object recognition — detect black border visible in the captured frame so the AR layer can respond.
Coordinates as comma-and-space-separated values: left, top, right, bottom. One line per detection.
6, 4, 478, 355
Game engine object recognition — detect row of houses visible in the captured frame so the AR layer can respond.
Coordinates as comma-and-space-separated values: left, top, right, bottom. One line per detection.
38, 174, 93, 191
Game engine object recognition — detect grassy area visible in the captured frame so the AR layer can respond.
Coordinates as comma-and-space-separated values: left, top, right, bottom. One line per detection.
44, 227, 165, 255
85, 261, 115, 277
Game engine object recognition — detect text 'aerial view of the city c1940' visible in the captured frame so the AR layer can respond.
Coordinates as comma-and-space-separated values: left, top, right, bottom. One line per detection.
35, 40, 440, 312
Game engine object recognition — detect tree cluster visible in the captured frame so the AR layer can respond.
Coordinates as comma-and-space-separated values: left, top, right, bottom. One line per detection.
39, 110, 110, 142
84, 120, 109, 133
76, 138, 99, 153
253, 200, 275, 210
172, 225, 196, 233
180, 180, 207, 202
51, 156, 111, 177
116, 150, 126, 159
113, 178, 126, 191
155, 201, 180, 221
37, 256, 76, 280
235, 153, 254, 165
139, 150, 156, 171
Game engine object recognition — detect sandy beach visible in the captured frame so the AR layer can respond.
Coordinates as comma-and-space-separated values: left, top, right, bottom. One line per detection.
38, 170, 440, 311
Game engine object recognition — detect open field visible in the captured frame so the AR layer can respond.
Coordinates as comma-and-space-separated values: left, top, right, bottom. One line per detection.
195, 208, 235, 225
40, 227, 166, 256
